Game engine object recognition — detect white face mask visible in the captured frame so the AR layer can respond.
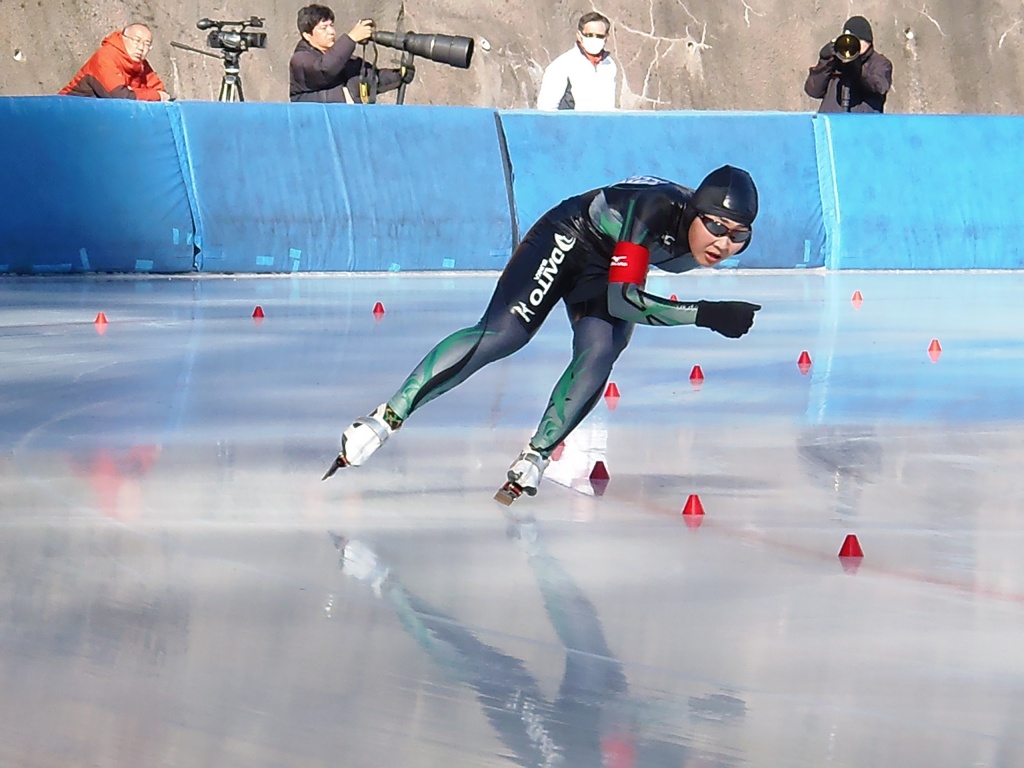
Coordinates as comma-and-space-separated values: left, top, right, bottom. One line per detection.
580, 36, 606, 56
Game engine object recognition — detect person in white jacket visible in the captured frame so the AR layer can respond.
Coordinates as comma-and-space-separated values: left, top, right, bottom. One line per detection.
537, 11, 617, 111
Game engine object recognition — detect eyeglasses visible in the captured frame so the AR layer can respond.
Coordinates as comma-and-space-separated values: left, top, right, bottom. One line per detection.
125, 35, 153, 49
698, 213, 751, 243
581, 32, 607, 39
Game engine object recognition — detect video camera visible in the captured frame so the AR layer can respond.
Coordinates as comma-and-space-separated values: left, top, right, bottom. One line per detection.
198, 16, 268, 53
171, 16, 267, 102
369, 28, 474, 70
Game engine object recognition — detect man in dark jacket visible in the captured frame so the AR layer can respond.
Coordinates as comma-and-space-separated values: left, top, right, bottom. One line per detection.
289, 4, 406, 103
804, 15, 892, 113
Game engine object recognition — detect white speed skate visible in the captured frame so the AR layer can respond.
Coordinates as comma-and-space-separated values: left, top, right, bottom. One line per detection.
494, 445, 550, 505
322, 404, 397, 479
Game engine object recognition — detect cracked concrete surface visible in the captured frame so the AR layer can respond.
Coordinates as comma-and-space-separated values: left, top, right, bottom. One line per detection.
0, 1, 1021, 113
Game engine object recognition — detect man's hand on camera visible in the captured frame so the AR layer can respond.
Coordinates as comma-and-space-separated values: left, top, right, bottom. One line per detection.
348, 19, 374, 44
818, 41, 836, 61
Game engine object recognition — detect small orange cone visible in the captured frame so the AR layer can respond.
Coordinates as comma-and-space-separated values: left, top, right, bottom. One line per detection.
798, 350, 812, 375
681, 494, 705, 517
604, 382, 620, 410
838, 533, 864, 558
94, 312, 107, 325
669, 294, 678, 301
689, 365, 704, 391
851, 290, 863, 309
928, 339, 942, 363
372, 301, 386, 320
252, 305, 265, 318
589, 461, 610, 496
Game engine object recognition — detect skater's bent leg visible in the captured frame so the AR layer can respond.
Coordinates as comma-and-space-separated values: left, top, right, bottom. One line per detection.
386, 300, 535, 423
385, 220, 568, 423
529, 313, 633, 454
332, 226, 565, 474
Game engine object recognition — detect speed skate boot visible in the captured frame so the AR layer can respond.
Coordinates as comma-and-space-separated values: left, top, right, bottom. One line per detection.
494, 445, 550, 505
322, 404, 400, 479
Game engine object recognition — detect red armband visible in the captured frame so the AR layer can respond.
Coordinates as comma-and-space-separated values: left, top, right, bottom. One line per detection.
608, 241, 649, 285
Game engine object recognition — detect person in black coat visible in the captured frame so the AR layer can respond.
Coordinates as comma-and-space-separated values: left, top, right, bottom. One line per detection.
804, 15, 893, 113
289, 4, 407, 103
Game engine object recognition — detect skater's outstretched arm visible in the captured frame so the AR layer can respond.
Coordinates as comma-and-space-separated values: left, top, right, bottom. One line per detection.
607, 282, 700, 326
597, 196, 703, 328
608, 282, 760, 338
605, 241, 760, 338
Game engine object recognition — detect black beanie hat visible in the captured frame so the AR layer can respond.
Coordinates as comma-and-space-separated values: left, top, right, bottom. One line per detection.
843, 15, 873, 43
691, 165, 759, 227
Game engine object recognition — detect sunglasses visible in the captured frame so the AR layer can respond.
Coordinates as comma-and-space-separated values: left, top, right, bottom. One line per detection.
698, 213, 751, 243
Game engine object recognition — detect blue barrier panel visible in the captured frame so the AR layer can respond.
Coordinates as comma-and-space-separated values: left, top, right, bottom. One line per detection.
175, 103, 513, 272
0, 97, 196, 274
497, 110, 825, 269
819, 114, 1024, 270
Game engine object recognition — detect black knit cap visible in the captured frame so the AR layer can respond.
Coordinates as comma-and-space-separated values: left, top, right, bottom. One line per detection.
843, 15, 873, 43
691, 165, 759, 227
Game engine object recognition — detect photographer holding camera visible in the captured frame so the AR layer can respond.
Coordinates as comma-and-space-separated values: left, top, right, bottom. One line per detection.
804, 15, 892, 113
289, 4, 407, 103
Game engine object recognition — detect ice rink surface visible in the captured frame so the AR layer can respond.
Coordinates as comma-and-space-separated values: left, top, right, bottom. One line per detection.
2, 271, 1024, 768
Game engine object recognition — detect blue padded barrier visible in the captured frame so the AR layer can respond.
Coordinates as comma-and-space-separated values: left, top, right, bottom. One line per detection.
0, 97, 196, 274
818, 114, 1024, 270
174, 102, 513, 272
497, 110, 826, 269
5, 99, 1024, 275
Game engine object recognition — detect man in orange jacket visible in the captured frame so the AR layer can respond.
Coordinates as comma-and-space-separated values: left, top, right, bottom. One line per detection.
60, 24, 171, 101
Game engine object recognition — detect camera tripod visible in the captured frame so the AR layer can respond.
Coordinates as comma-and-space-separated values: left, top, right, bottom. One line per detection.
217, 51, 245, 102
169, 41, 247, 102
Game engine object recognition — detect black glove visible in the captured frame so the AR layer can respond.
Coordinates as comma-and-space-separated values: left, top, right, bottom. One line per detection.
819, 41, 836, 61
694, 300, 761, 339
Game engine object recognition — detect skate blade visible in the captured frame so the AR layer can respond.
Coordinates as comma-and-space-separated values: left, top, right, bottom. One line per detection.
322, 454, 349, 480
494, 481, 523, 506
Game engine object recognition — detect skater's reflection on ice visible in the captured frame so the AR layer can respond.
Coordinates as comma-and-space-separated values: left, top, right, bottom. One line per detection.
329, 519, 745, 767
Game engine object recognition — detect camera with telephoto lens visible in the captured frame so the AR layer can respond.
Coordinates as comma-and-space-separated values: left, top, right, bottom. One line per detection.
832, 33, 861, 64
370, 28, 474, 69
198, 16, 267, 52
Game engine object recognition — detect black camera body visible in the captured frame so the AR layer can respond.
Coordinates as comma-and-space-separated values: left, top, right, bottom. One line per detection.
198, 16, 268, 52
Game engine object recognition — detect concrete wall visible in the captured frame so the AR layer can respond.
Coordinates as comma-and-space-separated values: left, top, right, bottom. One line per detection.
1, 1, 1022, 113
